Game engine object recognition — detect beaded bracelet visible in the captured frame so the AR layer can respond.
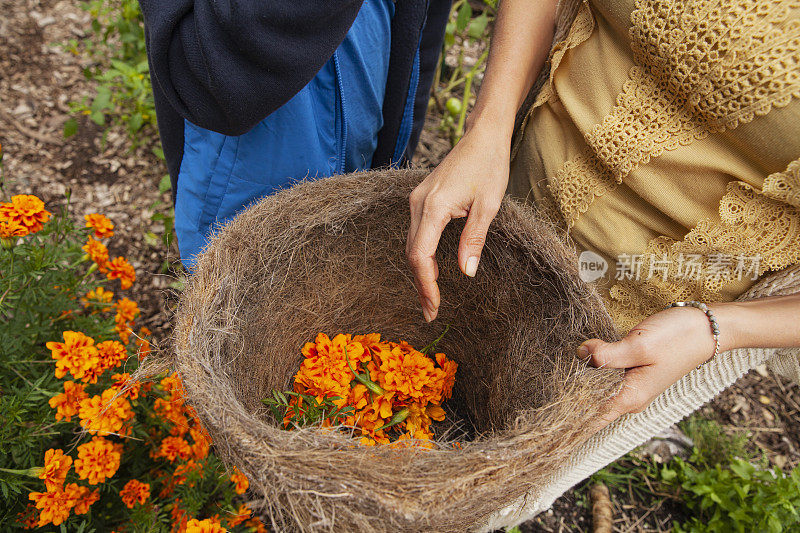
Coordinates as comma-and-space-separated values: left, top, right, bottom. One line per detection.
664, 301, 720, 369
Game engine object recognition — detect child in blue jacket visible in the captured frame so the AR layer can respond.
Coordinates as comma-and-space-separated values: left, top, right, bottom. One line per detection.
139, 0, 451, 267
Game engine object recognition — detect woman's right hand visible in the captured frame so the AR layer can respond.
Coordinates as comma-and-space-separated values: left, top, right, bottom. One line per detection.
405, 0, 558, 321
406, 122, 511, 322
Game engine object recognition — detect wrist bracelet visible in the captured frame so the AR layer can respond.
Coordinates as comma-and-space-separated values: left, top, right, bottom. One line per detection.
665, 301, 720, 369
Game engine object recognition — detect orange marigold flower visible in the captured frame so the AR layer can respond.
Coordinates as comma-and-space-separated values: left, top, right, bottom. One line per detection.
346, 394, 393, 444
159, 436, 192, 462
186, 403, 202, 426
170, 502, 189, 533
112, 372, 142, 399
229, 467, 249, 494
136, 336, 151, 361
74, 436, 121, 485
244, 517, 268, 533
38, 449, 72, 491
161, 372, 185, 400
226, 503, 252, 527
106, 256, 136, 289
115, 316, 132, 344
155, 397, 189, 435
189, 427, 211, 459
81, 286, 114, 309
185, 518, 227, 533
0, 218, 28, 239
120, 479, 150, 508
78, 388, 134, 436
293, 333, 371, 404
65, 483, 99, 515
138, 326, 153, 359
435, 352, 457, 401
114, 297, 139, 322
353, 333, 392, 361
46, 331, 101, 382
97, 339, 128, 371
84, 213, 114, 239
348, 383, 371, 411
173, 459, 202, 486
28, 486, 73, 527
379, 344, 442, 402
49, 381, 88, 422
403, 403, 438, 440
2, 195, 51, 234
82, 238, 110, 271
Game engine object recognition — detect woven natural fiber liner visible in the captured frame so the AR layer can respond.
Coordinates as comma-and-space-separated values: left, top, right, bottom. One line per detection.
170, 169, 623, 532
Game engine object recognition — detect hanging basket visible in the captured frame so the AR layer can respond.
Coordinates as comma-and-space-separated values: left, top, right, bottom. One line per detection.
171, 168, 622, 532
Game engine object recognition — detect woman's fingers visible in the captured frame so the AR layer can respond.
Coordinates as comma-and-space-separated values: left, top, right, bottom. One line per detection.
589, 367, 652, 433
577, 336, 650, 369
407, 201, 451, 322
458, 198, 501, 277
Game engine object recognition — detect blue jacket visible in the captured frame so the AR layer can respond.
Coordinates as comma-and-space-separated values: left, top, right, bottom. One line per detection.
139, 0, 451, 265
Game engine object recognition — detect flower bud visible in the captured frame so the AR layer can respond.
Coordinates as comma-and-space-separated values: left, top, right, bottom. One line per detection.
377, 407, 409, 432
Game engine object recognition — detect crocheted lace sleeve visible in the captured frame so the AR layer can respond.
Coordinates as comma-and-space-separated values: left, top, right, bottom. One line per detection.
607, 157, 800, 331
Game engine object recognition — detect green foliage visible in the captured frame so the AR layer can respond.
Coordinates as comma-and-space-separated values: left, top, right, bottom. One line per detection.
435, 0, 495, 145
659, 457, 800, 532
679, 415, 753, 469
64, 0, 154, 144
582, 452, 664, 512
584, 417, 799, 532
262, 391, 354, 428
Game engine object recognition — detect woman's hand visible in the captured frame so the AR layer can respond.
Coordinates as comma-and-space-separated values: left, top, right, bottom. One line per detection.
579, 304, 740, 431
405, 0, 558, 322
406, 123, 510, 322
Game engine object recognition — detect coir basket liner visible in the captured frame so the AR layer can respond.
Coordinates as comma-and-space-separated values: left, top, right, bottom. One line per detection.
170, 169, 623, 532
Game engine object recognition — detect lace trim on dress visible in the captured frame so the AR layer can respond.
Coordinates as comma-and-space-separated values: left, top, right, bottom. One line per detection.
606, 178, 800, 330
550, 0, 800, 227
763, 158, 800, 208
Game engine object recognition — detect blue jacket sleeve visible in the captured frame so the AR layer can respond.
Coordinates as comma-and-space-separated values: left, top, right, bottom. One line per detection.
140, 0, 364, 136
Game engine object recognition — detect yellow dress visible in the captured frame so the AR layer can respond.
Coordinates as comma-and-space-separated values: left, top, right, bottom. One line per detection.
509, 0, 800, 332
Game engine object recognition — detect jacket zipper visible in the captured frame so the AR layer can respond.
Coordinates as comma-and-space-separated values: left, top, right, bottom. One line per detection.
333, 51, 348, 175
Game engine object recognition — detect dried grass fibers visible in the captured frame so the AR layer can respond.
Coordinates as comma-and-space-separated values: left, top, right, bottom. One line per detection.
170, 169, 622, 532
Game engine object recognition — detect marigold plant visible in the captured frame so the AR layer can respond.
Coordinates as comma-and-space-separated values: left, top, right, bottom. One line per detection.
0, 182, 264, 531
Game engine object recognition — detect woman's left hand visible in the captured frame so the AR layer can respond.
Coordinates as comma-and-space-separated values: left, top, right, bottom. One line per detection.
578, 304, 734, 431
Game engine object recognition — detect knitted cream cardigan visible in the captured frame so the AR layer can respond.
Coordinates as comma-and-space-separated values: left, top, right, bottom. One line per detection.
477, 264, 800, 531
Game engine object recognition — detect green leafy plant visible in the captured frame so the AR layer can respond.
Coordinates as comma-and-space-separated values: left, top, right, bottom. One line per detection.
64, 0, 154, 144
585, 452, 663, 507
433, 0, 496, 145
659, 457, 800, 532
262, 391, 355, 428
679, 415, 754, 469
